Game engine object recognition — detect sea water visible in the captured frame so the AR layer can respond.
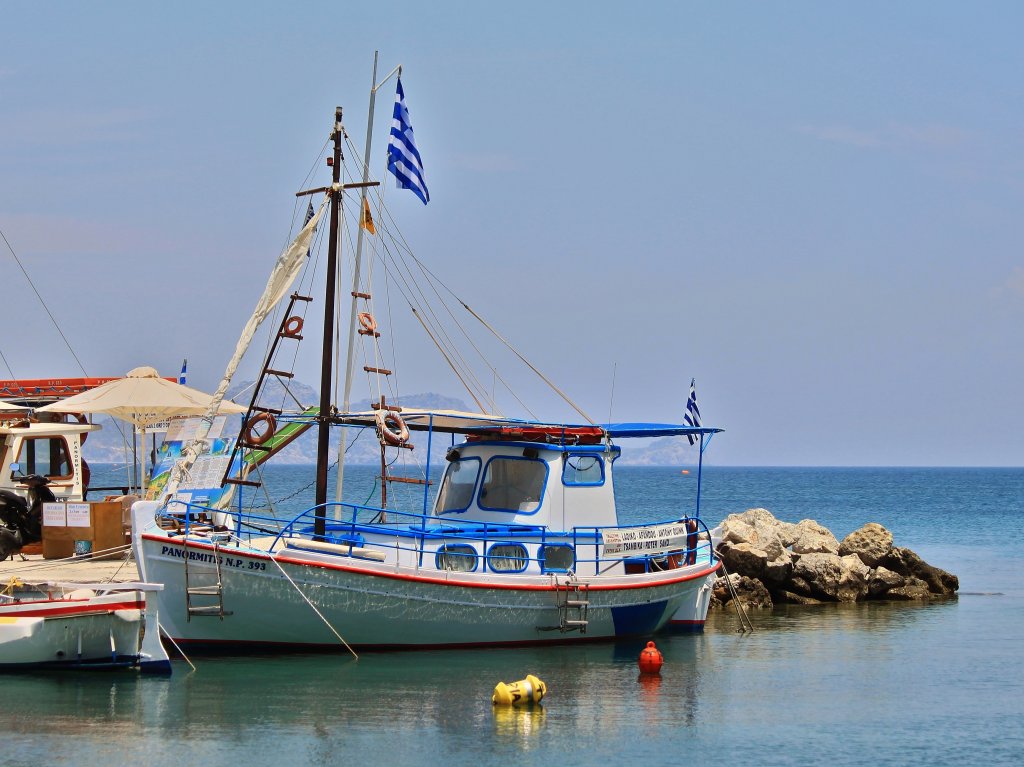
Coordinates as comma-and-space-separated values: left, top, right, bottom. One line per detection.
3, 466, 1022, 766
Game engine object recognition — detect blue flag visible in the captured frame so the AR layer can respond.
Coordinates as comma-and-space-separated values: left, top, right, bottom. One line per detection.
178, 358, 188, 385
387, 77, 430, 205
683, 378, 701, 445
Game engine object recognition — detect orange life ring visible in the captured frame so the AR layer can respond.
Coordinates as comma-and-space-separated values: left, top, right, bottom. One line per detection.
685, 518, 698, 565
358, 312, 377, 334
283, 315, 304, 338
244, 412, 277, 446
69, 413, 89, 444
376, 410, 409, 446
80, 458, 91, 492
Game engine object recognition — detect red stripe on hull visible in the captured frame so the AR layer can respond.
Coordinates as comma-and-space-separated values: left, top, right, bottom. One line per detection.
2, 599, 143, 618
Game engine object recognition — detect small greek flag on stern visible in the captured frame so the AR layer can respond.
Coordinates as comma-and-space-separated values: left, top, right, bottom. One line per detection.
387, 77, 430, 205
683, 378, 701, 445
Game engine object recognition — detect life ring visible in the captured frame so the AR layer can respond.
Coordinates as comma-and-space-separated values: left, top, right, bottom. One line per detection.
80, 458, 91, 492
667, 551, 684, 569
375, 410, 409, 446
70, 413, 89, 444
685, 518, 698, 565
244, 412, 277, 446
358, 312, 377, 334
283, 315, 304, 338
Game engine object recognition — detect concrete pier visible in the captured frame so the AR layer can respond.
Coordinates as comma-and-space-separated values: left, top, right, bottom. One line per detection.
0, 550, 140, 586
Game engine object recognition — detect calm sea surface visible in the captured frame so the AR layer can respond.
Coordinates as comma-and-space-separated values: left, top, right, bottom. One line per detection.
5, 466, 1023, 766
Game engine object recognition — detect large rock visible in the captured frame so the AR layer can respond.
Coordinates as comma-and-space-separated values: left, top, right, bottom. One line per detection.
867, 566, 905, 598
838, 554, 871, 602
718, 508, 787, 560
791, 552, 845, 601
710, 574, 773, 610
763, 549, 794, 585
790, 520, 840, 555
882, 576, 935, 601
717, 541, 769, 580
839, 523, 894, 567
708, 510, 958, 611
877, 547, 959, 595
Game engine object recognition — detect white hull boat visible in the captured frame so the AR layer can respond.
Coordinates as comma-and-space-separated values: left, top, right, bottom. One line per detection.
0, 582, 171, 673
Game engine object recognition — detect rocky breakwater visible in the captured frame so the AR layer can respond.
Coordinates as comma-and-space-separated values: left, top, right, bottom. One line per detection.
710, 508, 959, 610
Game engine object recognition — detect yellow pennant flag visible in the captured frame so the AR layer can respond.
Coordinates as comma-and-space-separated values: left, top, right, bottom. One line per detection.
360, 197, 376, 235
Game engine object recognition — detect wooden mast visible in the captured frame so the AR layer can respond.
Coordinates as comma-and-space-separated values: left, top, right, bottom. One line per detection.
314, 107, 344, 538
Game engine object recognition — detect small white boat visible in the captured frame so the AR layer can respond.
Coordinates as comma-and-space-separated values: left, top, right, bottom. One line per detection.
0, 581, 171, 673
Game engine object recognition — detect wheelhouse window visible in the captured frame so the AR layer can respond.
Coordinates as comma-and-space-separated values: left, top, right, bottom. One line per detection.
541, 545, 575, 573
562, 454, 604, 486
436, 544, 478, 572
435, 458, 481, 514
478, 457, 547, 513
487, 543, 529, 573
16, 437, 72, 480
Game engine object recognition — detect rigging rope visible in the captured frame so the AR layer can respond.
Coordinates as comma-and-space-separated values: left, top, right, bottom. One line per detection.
0, 226, 90, 376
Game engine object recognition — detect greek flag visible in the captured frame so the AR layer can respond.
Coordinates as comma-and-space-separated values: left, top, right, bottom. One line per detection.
683, 378, 701, 445
387, 77, 430, 205
178, 359, 187, 385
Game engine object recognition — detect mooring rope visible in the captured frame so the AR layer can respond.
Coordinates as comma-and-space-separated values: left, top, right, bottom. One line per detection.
230, 532, 358, 660
718, 560, 755, 633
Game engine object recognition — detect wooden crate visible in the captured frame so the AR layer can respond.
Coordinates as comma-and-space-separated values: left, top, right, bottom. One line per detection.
41, 501, 124, 560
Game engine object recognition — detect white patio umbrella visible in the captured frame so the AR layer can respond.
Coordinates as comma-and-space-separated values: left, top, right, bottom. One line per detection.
0, 400, 29, 411
38, 366, 247, 489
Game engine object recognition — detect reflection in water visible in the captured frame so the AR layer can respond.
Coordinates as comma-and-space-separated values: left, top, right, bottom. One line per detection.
492, 705, 546, 744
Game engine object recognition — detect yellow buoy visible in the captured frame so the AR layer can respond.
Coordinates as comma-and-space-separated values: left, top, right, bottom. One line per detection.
492, 674, 547, 706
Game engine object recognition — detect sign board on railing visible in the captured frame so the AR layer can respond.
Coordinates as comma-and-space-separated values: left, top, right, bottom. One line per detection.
601, 522, 690, 558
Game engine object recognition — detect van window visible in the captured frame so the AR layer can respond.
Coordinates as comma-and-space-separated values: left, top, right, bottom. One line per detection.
17, 437, 72, 479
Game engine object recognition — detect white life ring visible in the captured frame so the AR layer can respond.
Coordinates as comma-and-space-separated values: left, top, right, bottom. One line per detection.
375, 410, 409, 446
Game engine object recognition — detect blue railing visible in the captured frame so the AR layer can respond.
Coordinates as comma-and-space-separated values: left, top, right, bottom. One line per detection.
156, 499, 717, 575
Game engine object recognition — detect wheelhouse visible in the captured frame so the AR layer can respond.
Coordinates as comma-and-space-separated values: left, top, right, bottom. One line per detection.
433, 438, 621, 531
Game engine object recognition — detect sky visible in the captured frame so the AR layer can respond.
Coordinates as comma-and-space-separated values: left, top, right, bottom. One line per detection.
1, 1, 1022, 467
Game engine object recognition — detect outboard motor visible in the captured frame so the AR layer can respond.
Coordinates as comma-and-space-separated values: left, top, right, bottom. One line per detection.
0, 474, 55, 560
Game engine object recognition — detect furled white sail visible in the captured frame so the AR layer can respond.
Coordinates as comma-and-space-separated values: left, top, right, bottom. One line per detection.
162, 195, 330, 502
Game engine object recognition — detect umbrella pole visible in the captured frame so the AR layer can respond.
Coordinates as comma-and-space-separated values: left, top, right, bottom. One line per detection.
132, 425, 139, 493
141, 425, 148, 492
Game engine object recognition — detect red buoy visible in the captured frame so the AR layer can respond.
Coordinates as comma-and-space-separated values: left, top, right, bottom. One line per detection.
638, 641, 664, 674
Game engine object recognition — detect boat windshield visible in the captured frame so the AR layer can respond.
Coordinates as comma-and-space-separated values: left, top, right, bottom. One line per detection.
478, 457, 546, 513
435, 457, 481, 514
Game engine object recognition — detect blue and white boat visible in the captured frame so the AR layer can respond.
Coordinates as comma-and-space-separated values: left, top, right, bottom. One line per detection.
131, 87, 723, 653
133, 415, 720, 651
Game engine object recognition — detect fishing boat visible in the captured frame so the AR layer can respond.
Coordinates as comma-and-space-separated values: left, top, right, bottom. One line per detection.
0, 580, 171, 673
130, 70, 722, 652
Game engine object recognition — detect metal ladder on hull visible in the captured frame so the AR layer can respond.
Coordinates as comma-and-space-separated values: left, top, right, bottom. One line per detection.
556, 578, 590, 633
184, 540, 232, 620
